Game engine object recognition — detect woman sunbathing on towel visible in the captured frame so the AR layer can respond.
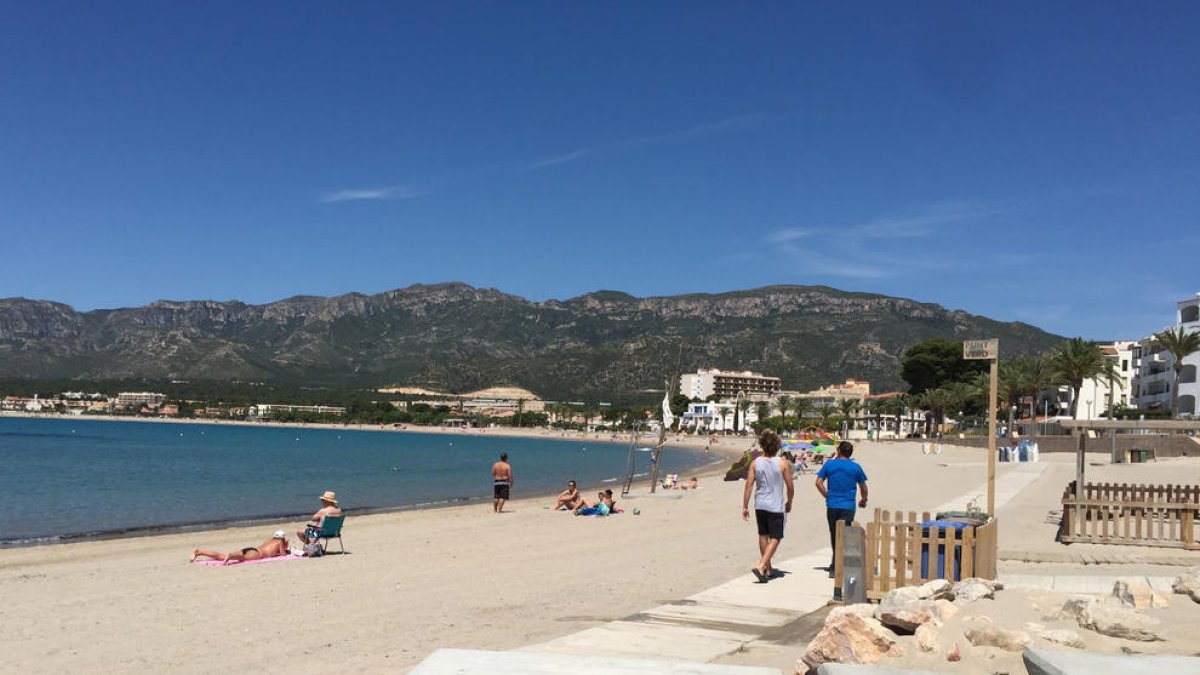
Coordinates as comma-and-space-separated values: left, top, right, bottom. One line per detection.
191, 530, 290, 566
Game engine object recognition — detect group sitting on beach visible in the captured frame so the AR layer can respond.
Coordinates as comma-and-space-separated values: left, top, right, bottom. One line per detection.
190, 489, 343, 565
575, 488, 618, 516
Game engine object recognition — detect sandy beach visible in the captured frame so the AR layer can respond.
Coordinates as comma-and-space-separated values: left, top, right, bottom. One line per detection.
0, 439, 1085, 674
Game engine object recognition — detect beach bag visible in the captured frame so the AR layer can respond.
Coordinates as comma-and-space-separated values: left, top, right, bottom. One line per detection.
304, 542, 323, 557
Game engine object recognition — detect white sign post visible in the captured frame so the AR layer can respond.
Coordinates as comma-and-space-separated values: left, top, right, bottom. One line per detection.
964, 339, 999, 515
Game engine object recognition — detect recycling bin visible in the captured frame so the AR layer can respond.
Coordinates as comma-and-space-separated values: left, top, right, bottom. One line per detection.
920, 520, 971, 581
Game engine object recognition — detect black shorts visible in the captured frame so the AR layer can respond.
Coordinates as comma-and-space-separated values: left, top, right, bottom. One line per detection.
494, 484, 510, 500
755, 509, 785, 540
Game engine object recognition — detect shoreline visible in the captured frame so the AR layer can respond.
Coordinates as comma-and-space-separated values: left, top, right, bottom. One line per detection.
0, 409, 752, 455
0, 455, 735, 549
1, 413, 741, 548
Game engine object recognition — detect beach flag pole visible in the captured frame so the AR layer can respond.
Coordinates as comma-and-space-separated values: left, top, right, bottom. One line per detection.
650, 378, 673, 493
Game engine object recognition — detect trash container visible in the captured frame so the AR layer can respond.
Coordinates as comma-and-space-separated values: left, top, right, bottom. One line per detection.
920, 520, 971, 581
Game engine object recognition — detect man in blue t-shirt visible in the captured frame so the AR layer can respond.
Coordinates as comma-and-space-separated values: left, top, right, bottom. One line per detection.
815, 440, 868, 574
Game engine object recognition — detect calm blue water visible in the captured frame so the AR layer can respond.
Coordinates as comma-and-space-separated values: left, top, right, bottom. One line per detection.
0, 417, 716, 544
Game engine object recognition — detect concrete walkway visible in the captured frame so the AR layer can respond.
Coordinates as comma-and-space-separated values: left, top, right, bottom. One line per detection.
517, 463, 1049, 665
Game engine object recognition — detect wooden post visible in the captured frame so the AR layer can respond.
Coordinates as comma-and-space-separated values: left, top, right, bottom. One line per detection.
1075, 431, 1086, 537
987, 357, 998, 516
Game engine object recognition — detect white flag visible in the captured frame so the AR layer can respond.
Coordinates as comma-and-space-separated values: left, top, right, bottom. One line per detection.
662, 392, 675, 430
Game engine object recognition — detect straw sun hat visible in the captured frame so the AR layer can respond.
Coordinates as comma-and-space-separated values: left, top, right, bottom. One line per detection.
318, 490, 338, 505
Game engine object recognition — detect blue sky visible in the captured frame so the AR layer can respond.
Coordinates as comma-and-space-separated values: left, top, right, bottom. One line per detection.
1, 2, 1197, 340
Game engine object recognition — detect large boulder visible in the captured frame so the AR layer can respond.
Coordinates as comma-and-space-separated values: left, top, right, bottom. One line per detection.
1112, 580, 1170, 609
1078, 601, 1164, 642
800, 612, 904, 673
964, 627, 1032, 652
1173, 568, 1200, 604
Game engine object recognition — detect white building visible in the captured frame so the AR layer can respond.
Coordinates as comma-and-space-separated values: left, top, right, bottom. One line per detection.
679, 368, 781, 401
1134, 292, 1200, 416
678, 401, 759, 433
1071, 341, 1139, 420
117, 392, 165, 407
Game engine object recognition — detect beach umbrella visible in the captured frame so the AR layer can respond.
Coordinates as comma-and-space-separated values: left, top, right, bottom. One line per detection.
723, 449, 762, 481
784, 441, 814, 450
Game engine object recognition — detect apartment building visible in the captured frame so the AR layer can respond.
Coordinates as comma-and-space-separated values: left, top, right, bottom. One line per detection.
1135, 292, 1200, 416
679, 368, 781, 400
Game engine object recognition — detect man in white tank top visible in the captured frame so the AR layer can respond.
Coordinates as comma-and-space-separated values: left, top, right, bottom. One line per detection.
741, 431, 794, 582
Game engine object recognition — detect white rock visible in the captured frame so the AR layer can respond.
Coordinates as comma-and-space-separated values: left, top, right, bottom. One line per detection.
954, 578, 996, 603
964, 627, 1032, 651
1078, 601, 1164, 642
932, 598, 959, 622
916, 579, 954, 601
1113, 580, 1170, 609
915, 623, 940, 652
1172, 568, 1200, 603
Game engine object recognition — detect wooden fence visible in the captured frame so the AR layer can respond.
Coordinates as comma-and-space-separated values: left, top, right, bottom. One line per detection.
1061, 481, 1200, 549
835, 509, 997, 601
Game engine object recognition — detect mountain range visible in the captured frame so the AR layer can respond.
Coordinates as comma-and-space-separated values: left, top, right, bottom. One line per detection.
0, 284, 1064, 401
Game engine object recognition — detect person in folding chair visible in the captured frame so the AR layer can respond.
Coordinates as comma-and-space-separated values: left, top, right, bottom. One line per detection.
297, 490, 343, 547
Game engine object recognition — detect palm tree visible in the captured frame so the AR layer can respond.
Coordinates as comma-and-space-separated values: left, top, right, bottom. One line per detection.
755, 401, 769, 428
1155, 327, 1200, 417
775, 394, 792, 422
1017, 356, 1055, 420
837, 398, 860, 431
1049, 338, 1108, 418
1096, 358, 1125, 418
816, 402, 838, 430
792, 398, 815, 428
918, 387, 952, 435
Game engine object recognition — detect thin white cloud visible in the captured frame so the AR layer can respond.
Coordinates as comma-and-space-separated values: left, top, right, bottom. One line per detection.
522, 150, 592, 171
320, 185, 424, 204
768, 201, 1003, 243
521, 114, 773, 172
767, 228, 817, 244
766, 200, 1006, 280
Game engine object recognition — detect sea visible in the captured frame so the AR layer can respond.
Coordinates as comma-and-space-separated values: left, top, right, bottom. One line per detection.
0, 416, 719, 546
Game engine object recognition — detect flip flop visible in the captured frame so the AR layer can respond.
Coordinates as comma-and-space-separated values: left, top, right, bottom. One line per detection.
751, 567, 768, 583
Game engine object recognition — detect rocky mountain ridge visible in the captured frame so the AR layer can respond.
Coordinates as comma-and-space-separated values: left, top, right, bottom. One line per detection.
0, 283, 1063, 400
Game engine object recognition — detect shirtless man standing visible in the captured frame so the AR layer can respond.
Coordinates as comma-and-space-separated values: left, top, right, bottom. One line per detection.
297, 490, 343, 544
191, 530, 290, 566
492, 452, 513, 513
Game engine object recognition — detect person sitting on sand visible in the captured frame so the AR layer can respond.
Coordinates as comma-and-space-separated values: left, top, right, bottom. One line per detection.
603, 488, 622, 513
672, 476, 699, 490
297, 490, 343, 544
574, 491, 611, 516
553, 480, 582, 510
191, 530, 290, 566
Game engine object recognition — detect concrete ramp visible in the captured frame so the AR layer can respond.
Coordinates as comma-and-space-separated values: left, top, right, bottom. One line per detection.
1023, 647, 1200, 675
409, 648, 782, 674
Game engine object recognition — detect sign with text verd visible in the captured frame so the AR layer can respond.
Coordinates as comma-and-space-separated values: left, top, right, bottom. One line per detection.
963, 339, 999, 360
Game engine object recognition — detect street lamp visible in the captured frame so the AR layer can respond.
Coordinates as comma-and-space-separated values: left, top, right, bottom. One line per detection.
1086, 400, 1093, 420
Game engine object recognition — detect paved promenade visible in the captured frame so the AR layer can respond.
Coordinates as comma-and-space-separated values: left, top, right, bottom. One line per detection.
518, 463, 1049, 665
